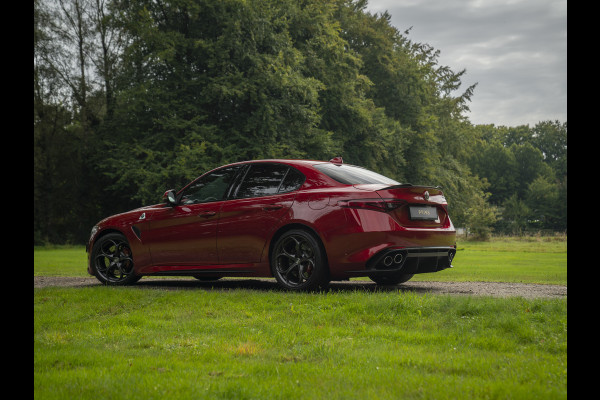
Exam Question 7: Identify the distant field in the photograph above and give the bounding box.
[34,246,88,277]
[34,236,567,285]
[414,236,566,285]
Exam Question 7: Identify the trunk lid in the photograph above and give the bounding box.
[354,184,450,228]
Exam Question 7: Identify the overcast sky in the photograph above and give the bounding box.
[364,0,567,127]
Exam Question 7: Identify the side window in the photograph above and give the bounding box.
[180,166,240,204]
[234,164,289,199]
[278,167,305,193]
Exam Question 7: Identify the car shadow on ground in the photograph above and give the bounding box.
[128,278,434,295]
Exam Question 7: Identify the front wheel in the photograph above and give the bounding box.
[271,229,330,291]
[90,233,141,285]
[369,273,414,286]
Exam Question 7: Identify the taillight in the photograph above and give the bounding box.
[338,199,406,212]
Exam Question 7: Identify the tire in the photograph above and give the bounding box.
[90,233,142,285]
[193,275,222,281]
[271,229,330,291]
[369,273,414,286]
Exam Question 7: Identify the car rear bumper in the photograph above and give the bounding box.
[322,208,456,278]
[345,246,456,276]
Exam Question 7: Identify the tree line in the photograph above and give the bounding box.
[34,0,566,244]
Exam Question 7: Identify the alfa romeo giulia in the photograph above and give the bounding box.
[87,158,456,290]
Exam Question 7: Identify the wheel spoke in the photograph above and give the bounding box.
[294,241,301,257]
[120,259,134,275]
[101,239,118,253]
[106,263,118,277]
[119,255,133,264]
[281,260,299,276]
[97,249,113,260]
[297,263,305,284]
[277,250,296,262]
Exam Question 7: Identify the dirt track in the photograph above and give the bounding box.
[34,276,566,299]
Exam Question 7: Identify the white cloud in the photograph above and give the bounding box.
[364,0,567,126]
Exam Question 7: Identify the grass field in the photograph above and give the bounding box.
[34,236,567,399]
[419,235,567,285]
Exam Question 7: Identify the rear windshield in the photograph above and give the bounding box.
[314,163,400,185]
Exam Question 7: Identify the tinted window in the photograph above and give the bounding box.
[180,166,241,204]
[235,164,289,198]
[278,167,305,193]
[314,163,400,185]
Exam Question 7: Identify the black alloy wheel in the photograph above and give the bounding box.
[91,233,141,285]
[271,229,329,291]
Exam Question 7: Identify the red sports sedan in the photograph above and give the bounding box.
[87,158,456,290]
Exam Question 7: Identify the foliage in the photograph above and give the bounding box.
[463,192,498,240]
[499,194,531,235]
[34,0,566,244]
[466,121,567,234]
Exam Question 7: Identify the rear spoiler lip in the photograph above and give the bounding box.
[379,183,443,190]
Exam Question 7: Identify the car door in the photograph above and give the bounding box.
[143,165,242,267]
[217,163,305,264]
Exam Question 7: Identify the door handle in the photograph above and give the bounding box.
[263,205,284,211]
[198,211,217,218]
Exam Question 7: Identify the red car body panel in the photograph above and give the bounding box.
[87,159,456,280]
[217,192,296,264]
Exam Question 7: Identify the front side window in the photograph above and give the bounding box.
[234,164,291,199]
[179,166,241,204]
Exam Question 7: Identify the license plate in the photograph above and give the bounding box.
[409,206,438,220]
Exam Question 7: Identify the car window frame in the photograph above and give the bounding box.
[176,165,244,205]
[228,163,306,200]
[224,164,250,200]
[277,165,306,194]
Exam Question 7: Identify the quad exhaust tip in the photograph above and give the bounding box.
[383,253,405,267]
[370,248,456,272]
[379,251,407,269]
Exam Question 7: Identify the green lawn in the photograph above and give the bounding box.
[413,236,567,285]
[34,287,566,399]
[34,245,89,277]
[34,237,567,399]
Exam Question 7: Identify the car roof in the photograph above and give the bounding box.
[217,159,341,188]
[224,159,328,167]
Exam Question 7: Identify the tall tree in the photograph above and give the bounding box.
[101,0,340,204]
[532,120,567,178]
[500,194,531,235]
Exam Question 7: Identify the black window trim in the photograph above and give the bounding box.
[227,164,251,200]
[276,167,289,193]
[229,162,306,200]
[176,164,245,205]
[225,165,249,200]
[278,165,306,194]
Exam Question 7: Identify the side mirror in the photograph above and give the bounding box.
[163,189,178,206]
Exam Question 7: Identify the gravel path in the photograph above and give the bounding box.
[34,276,566,298]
